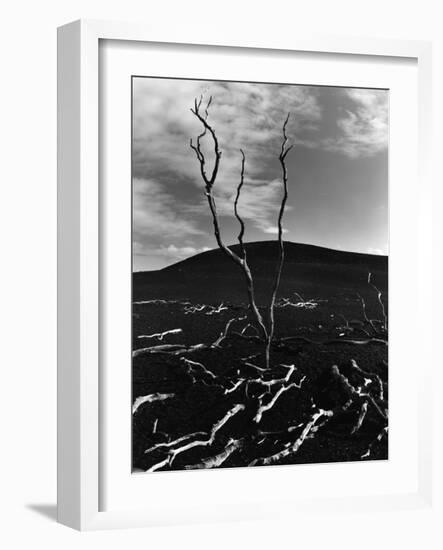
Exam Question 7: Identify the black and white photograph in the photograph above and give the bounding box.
[131,77,389,473]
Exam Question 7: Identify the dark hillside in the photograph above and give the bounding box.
[133,241,388,303]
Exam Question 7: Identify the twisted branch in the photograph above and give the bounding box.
[266,113,292,367]
[190,97,268,341]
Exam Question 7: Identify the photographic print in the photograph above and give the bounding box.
[132,77,388,473]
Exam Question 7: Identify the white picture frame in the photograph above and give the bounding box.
[57,19,433,531]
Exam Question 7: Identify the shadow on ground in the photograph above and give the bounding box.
[26,504,57,522]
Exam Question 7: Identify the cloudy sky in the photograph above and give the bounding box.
[132,77,388,272]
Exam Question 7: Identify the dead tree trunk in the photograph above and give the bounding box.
[190,96,292,368]
[265,114,293,367]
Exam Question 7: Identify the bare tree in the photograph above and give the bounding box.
[190,96,292,368]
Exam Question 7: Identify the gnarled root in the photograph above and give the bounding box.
[184,438,244,469]
[145,404,245,472]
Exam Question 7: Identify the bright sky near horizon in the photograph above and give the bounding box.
[132,77,388,272]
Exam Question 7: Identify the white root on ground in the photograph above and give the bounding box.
[168,404,245,465]
[134,316,248,357]
[250,408,334,466]
[357,293,378,333]
[132,343,203,357]
[279,335,387,346]
[132,393,175,414]
[224,379,246,394]
[254,376,306,423]
[184,304,206,314]
[242,360,267,373]
[349,358,385,401]
[240,323,259,336]
[368,272,388,331]
[205,303,228,315]
[144,432,207,456]
[184,438,244,469]
[250,363,297,390]
[146,404,245,471]
[250,396,355,466]
[331,365,387,421]
[277,297,319,310]
[180,357,217,380]
[147,457,171,473]
[212,316,247,347]
[351,401,369,434]
[184,303,228,315]
[133,299,190,306]
[361,426,388,459]
[137,328,183,341]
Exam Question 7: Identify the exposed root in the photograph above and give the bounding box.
[137,328,183,341]
[147,457,171,473]
[277,297,319,310]
[184,304,206,314]
[250,408,333,466]
[205,303,228,315]
[144,432,207,456]
[184,303,228,315]
[180,357,216,380]
[146,404,245,471]
[184,438,243,469]
[351,401,368,434]
[169,404,245,465]
[133,299,190,306]
[132,343,207,357]
[349,358,385,401]
[240,323,260,336]
[251,363,297,390]
[241,360,267,373]
[254,377,306,423]
[224,379,246,394]
[357,293,377,333]
[331,365,387,421]
[132,393,175,414]
[361,426,388,459]
[133,317,247,359]
[368,273,387,332]
[279,335,387,347]
[213,316,247,347]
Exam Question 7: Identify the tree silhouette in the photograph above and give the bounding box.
[190,96,292,368]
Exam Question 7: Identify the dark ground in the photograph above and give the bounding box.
[132,241,388,472]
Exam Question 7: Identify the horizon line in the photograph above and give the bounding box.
[133,239,388,273]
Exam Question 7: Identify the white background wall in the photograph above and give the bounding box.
[0,1,442,547]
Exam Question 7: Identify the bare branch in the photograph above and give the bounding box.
[180,357,217,380]
[265,113,292,367]
[249,408,334,466]
[190,97,268,341]
[132,393,175,415]
[137,328,183,341]
[184,438,243,470]
[351,401,368,434]
[168,403,245,466]
[254,376,306,423]
[233,149,247,259]
[368,272,388,331]
[361,426,388,459]
[331,365,387,421]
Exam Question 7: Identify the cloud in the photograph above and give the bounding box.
[367,246,386,256]
[133,78,320,235]
[263,226,289,235]
[160,244,212,261]
[133,177,203,255]
[185,177,293,235]
[322,89,388,158]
